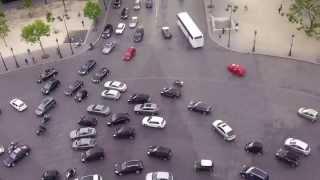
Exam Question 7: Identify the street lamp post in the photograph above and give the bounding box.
[288,34,295,56]
[226,4,238,48]
[252,30,257,52]
[0,52,8,71]
[62,0,67,13]
[56,38,63,58]
[63,15,74,55]
[10,48,20,68]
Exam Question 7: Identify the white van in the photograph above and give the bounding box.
[133,0,141,10]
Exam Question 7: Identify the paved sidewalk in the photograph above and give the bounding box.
[204,0,320,63]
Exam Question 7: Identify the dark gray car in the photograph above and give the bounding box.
[35,97,56,116]
[133,26,144,42]
[87,104,111,116]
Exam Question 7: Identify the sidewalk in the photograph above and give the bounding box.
[204,0,320,63]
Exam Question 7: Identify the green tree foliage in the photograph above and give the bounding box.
[0,15,9,46]
[23,0,33,17]
[287,0,320,39]
[21,20,50,56]
[84,1,102,23]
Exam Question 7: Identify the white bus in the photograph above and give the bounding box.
[176,12,204,48]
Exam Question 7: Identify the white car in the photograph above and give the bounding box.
[9,98,28,112]
[101,89,121,100]
[129,16,138,28]
[75,174,103,180]
[146,172,173,180]
[298,107,318,122]
[104,81,127,92]
[284,137,311,156]
[115,23,126,34]
[212,120,236,141]
[142,116,166,128]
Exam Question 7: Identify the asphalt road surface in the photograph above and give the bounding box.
[0,0,320,179]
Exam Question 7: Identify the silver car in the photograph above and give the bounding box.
[69,127,97,140]
[284,137,311,156]
[104,81,127,92]
[134,103,159,115]
[87,104,111,116]
[101,89,121,100]
[129,16,138,28]
[146,172,173,180]
[75,174,103,180]
[102,41,116,54]
[212,120,236,141]
[298,107,318,122]
[72,138,96,150]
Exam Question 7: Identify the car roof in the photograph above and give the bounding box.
[149,116,163,122]
[218,122,233,133]
[156,172,170,179]
[200,159,213,166]
[286,138,308,150]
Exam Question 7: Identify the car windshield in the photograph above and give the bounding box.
[121,162,127,169]
[9,149,21,159]
[118,24,124,28]
[79,128,90,134]
[13,100,24,107]
[81,175,94,180]
[93,105,104,111]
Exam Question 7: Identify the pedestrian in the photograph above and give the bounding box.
[222,28,225,34]
[81,20,85,28]
[244,4,248,11]
[235,22,239,32]
[24,58,29,65]
[278,4,283,14]
[78,12,81,17]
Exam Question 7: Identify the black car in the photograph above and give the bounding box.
[275,148,300,167]
[91,67,110,83]
[160,87,181,98]
[101,24,113,39]
[74,89,88,102]
[113,126,135,139]
[3,145,31,167]
[128,93,151,104]
[35,97,56,116]
[240,165,269,180]
[133,26,144,42]
[41,170,59,180]
[112,0,121,8]
[145,0,152,8]
[120,8,129,19]
[81,146,105,163]
[114,160,144,176]
[147,145,172,160]
[244,141,263,154]
[187,100,212,114]
[37,68,58,83]
[161,26,172,39]
[107,113,130,126]
[41,79,60,95]
[64,80,84,96]
[78,60,96,75]
[78,116,98,127]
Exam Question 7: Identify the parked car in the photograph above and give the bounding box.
[107,113,130,126]
[120,7,129,19]
[64,80,84,96]
[81,146,105,162]
[102,41,116,55]
[275,148,300,167]
[142,116,166,128]
[41,170,59,180]
[145,0,153,8]
[115,22,126,34]
[37,68,58,83]
[161,26,172,39]
[133,0,141,10]
[147,145,172,160]
[240,165,269,180]
[101,24,113,39]
[78,60,96,75]
[41,79,60,95]
[113,126,135,139]
[91,67,110,83]
[284,137,311,156]
[128,93,151,104]
[133,26,144,42]
[146,172,173,180]
[9,98,28,112]
[3,144,30,167]
[129,16,138,28]
[74,89,88,102]
[104,81,127,92]
[35,97,56,116]
[69,127,96,140]
[227,64,246,77]
[114,160,144,175]
[212,120,236,141]
[78,116,98,127]
[244,141,263,154]
[112,0,121,8]
[87,104,111,116]
[187,100,212,114]
[134,103,159,115]
[123,47,136,61]
[160,87,181,98]
[101,89,121,100]
[72,138,96,150]
[297,107,318,122]
[75,174,103,180]
[194,159,214,172]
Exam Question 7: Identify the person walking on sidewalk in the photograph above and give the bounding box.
[24,58,29,65]
[278,4,283,14]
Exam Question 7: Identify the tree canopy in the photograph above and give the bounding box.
[84,1,102,22]
[0,15,9,46]
[21,20,50,44]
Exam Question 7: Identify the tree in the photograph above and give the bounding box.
[0,16,9,47]
[286,0,320,39]
[21,20,50,57]
[23,0,33,17]
[84,1,102,24]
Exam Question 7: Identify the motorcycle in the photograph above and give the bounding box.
[65,168,76,179]
[41,114,51,124]
[36,124,47,136]
[173,80,184,87]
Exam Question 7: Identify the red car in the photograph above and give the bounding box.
[123,47,136,61]
[227,64,246,77]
